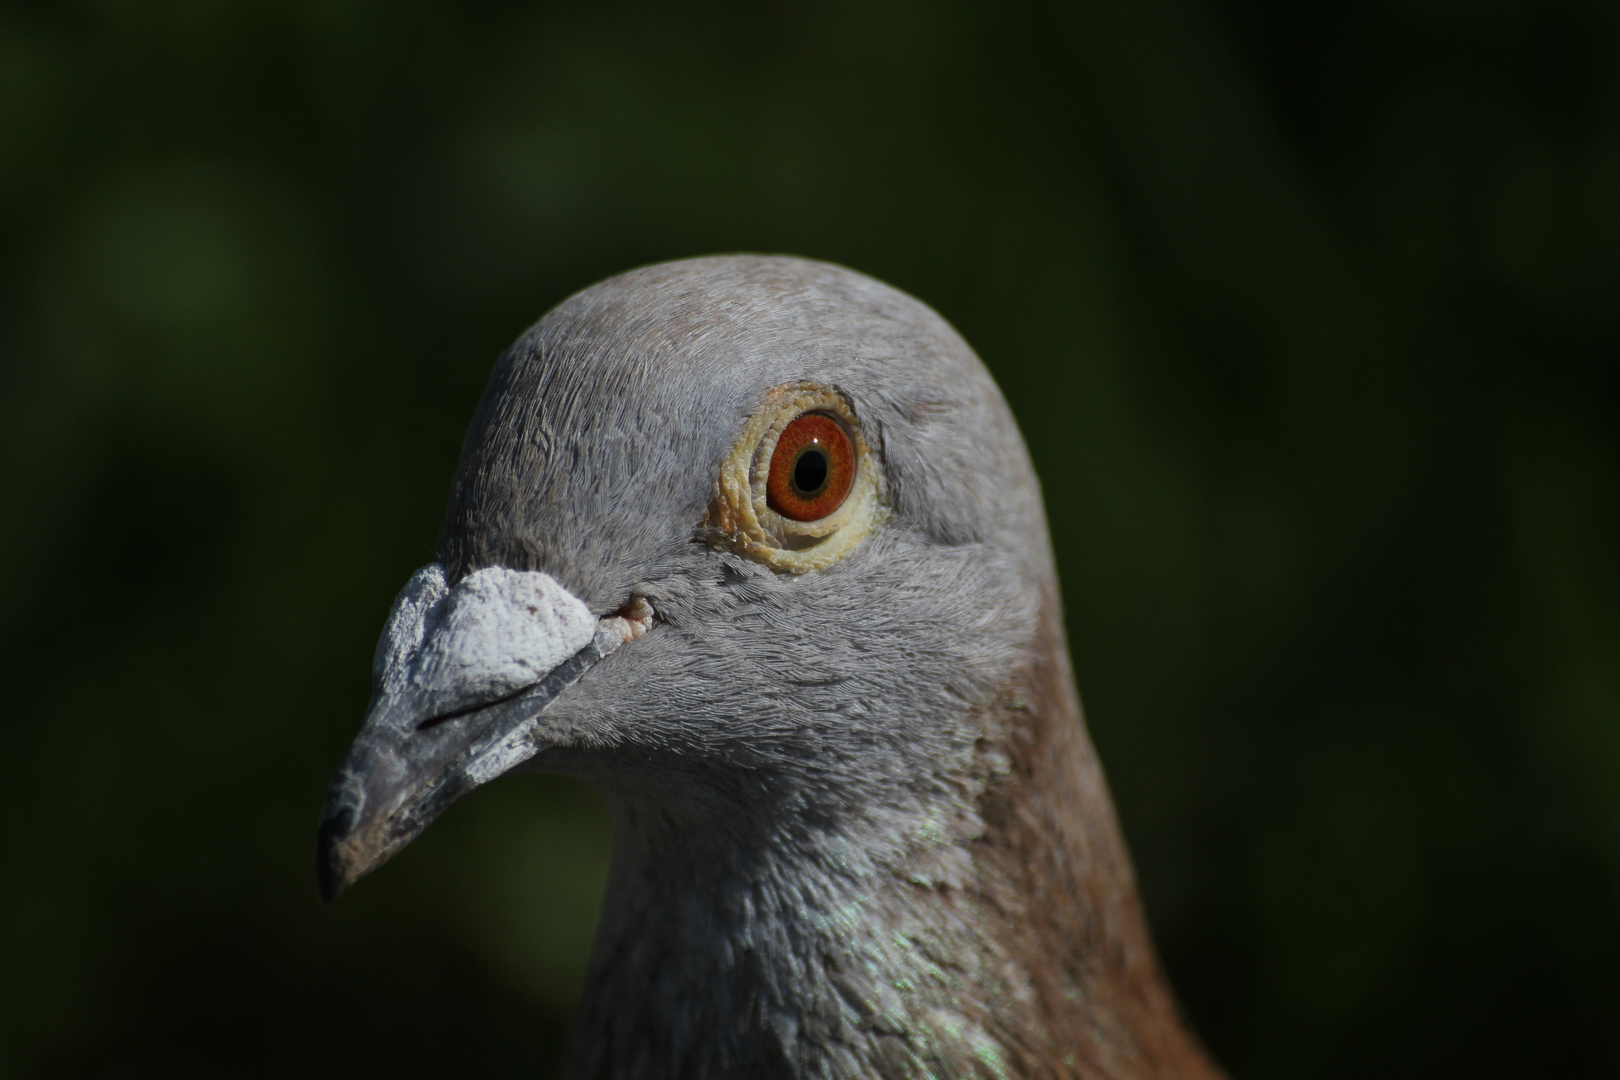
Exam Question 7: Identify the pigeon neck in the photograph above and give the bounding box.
[564,589,1218,1080]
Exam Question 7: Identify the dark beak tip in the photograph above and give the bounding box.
[315,805,358,904]
[316,857,346,904]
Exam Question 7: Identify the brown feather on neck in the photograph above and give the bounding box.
[959,585,1223,1079]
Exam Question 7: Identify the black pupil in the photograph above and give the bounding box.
[792,446,829,496]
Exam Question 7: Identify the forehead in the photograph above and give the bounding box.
[528,257,956,412]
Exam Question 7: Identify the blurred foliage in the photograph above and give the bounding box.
[1,0,1617,1077]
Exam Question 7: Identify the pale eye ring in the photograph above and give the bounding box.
[704,382,888,574]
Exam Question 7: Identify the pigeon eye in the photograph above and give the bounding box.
[766,413,855,521]
[704,381,890,574]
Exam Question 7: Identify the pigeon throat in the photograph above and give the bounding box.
[562,592,1218,1080]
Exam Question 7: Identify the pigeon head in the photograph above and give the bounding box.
[318,256,1218,1079]
[319,256,1046,885]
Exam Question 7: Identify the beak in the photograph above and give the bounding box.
[316,563,648,901]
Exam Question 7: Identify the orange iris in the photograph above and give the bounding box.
[766,412,856,522]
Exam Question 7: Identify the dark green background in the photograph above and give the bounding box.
[3,1,1617,1076]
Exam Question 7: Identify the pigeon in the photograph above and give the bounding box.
[317,255,1221,1080]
